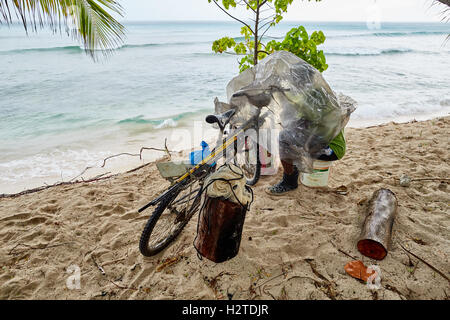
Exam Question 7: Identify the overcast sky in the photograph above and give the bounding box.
[118,0,446,22]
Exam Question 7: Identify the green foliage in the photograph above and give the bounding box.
[0,0,125,59]
[266,26,328,72]
[209,0,327,73]
[208,0,238,10]
[212,37,236,53]
[238,55,254,72]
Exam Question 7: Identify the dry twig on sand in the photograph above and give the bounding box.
[140,138,173,160]
[205,271,235,299]
[91,255,106,275]
[330,240,359,260]
[8,241,72,255]
[108,279,139,291]
[305,259,337,300]
[156,256,181,272]
[399,243,449,283]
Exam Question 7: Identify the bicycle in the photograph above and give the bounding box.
[137,89,280,257]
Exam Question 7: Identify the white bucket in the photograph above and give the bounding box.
[300,160,333,187]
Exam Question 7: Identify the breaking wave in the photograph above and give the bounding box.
[325,48,446,56]
[117,109,211,129]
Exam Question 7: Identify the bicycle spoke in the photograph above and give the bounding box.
[146,180,202,250]
[235,138,258,179]
[171,187,201,206]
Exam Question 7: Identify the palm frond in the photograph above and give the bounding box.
[0,0,125,59]
[432,0,450,43]
[433,0,450,22]
[436,0,450,6]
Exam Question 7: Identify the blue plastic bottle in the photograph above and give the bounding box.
[189,141,214,166]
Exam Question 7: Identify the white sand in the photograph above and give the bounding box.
[0,116,448,300]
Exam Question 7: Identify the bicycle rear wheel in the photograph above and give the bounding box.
[139,179,202,257]
[234,134,261,186]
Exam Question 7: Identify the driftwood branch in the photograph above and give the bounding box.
[70,139,173,182]
[1,140,173,199]
[70,141,173,182]
[140,138,173,160]
[100,153,140,167]
[0,163,155,199]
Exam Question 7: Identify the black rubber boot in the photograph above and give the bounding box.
[266,166,299,196]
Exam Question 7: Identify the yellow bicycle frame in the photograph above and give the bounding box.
[175,126,245,183]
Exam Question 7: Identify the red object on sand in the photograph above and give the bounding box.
[344,260,376,282]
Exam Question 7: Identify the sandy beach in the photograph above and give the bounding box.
[0,116,448,300]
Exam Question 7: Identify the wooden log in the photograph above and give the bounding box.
[194,196,247,263]
[357,188,398,260]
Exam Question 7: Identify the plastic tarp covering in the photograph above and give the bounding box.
[215,50,357,172]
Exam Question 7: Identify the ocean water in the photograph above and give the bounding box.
[1,21,449,193]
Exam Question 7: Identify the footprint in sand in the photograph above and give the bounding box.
[101,204,126,217]
[93,203,113,211]
[120,210,141,220]
[270,214,289,228]
[0,212,30,222]
[40,205,60,214]
[86,189,104,201]
[14,216,47,227]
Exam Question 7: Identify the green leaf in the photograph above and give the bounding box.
[240,26,252,41]
[0,0,125,60]
[212,36,236,53]
[234,42,248,54]
[208,0,326,72]
[238,54,254,73]
[269,26,328,72]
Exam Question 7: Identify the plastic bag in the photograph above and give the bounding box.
[203,164,252,206]
[216,50,357,172]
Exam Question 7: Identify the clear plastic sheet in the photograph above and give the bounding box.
[215,50,357,172]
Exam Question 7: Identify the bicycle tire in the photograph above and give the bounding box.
[234,134,261,186]
[244,143,261,186]
[139,182,202,257]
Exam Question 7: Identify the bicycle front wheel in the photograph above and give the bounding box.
[139,179,202,257]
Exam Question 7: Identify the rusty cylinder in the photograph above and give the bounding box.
[194,196,247,263]
[357,188,398,260]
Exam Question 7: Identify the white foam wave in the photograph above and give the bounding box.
[0,149,111,186]
[154,118,178,129]
[351,99,450,121]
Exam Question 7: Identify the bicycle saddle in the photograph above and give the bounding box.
[231,86,291,108]
[232,91,272,108]
[205,109,236,131]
